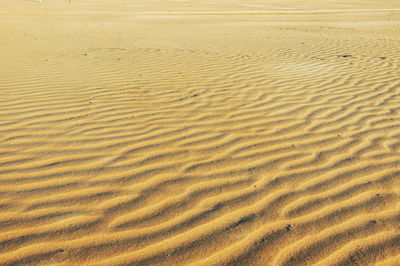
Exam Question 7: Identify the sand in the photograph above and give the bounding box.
[0,0,399,265]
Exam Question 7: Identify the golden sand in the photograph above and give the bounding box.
[0,0,399,265]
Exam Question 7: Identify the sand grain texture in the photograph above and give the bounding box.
[0,0,400,265]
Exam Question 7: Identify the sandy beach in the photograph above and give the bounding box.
[0,0,399,265]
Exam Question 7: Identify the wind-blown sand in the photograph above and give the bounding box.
[0,0,399,265]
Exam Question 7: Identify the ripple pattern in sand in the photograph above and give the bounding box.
[1,11,400,266]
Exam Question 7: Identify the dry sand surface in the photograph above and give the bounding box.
[1,0,400,265]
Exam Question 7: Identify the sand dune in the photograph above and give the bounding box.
[0,0,399,265]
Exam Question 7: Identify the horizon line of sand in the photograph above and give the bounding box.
[138,8,400,15]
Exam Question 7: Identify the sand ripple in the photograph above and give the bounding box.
[0,0,399,265]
